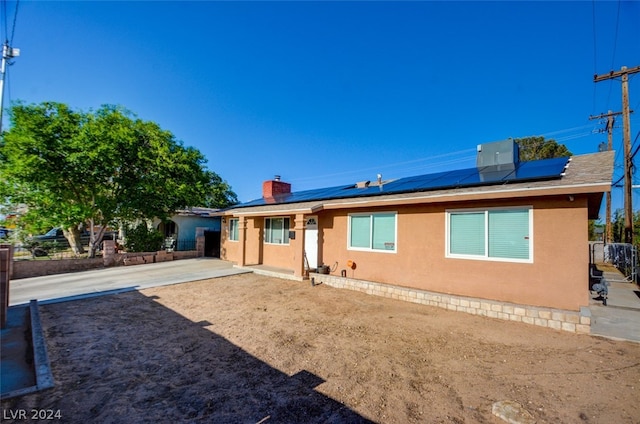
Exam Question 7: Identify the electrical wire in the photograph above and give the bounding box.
[9,0,18,45]
[605,0,622,111]
[296,121,615,186]
[555,132,596,143]
[539,124,595,138]
[609,0,621,73]
[290,148,477,183]
[629,130,640,160]
[592,0,598,113]
[0,0,19,44]
[613,137,624,168]
[2,0,7,43]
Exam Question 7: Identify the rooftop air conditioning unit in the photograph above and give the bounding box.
[476,139,519,182]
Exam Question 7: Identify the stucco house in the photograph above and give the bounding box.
[221,141,614,333]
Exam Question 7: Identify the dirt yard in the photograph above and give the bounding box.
[1,273,639,423]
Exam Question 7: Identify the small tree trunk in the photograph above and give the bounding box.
[63,227,85,255]
[88,225,106,259]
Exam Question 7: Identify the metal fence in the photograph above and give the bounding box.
[174,239,196,252]
[11,237,198,261]
[590,242,639,283]
[12,243,93,260]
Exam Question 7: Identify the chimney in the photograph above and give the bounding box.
[263,175,291,198]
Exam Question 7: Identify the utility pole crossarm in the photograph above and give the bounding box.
[593,65,640,244]
[589,110,621,243]
[594,65,640,82]
[589,110,629,121]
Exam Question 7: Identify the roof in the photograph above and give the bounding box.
[173,207,221,217]
[226,151,614,218]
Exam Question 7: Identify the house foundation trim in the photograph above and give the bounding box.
[309,272,592,335]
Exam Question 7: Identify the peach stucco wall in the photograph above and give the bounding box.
[318,197,589,311]
[222,216,297,269]
[221,195,591,311]
[220,220,239,263]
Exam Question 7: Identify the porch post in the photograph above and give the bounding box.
[292,213,307,278]
[238,216,247,267]
[195,227,206,257]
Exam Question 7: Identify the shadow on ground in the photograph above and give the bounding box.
[0,290,374,424]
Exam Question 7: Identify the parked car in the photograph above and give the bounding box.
[0,227,12,239]
[31,228,91,247]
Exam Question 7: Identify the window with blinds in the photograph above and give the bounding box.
[447,208,531,262]
[348,212,397,252]
[229,218,239,241]
[265,217,290,245]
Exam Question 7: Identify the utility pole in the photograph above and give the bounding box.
[0,40,20,133]
[594,65,640,245]
[590,110,624,243]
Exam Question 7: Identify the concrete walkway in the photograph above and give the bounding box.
[589,269,640,343]
[9,258,249,306]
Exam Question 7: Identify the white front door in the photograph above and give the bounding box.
[304,216,318,269]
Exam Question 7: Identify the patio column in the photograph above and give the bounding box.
[195,227,206,257]
[292,213,307,278]
[238,216,247,267]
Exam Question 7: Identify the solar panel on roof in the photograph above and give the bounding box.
[234,156,571,208]
[510,156,569,180]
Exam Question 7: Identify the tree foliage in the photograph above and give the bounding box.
[513,136,572,161]
[0,102,237,256]
[611,209,640,246]
[123,222,164,253]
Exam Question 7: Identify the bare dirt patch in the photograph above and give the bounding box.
[2,273,639,423]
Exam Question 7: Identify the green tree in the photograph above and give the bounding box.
[123,222,164,253]
[611,208,640,246]
[0,102,237,256]
[513,136,572,161]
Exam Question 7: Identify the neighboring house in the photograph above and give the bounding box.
[220,140,614,332]
[153,207,222,256]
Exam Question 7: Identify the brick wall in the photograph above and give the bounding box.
[262,179,291,198]
[12,258,104,279]
[11,248,199,280]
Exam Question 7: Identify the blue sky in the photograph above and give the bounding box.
[3,1,639,211]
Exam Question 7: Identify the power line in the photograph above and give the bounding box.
[2,0,7,42]
[290,148,477,185]
[9,0,18,45]
[604,0,623,111]
[609,0,621,72]
[539,123,595,138]
[555,132,595,143]
[592,0,598,113]
[629,130,640,160]
[594,65,640,244]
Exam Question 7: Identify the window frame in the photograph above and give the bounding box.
[264,216,291,245]
[445,206,533,263]
[347,211,397,253]
[228,218,239,242]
